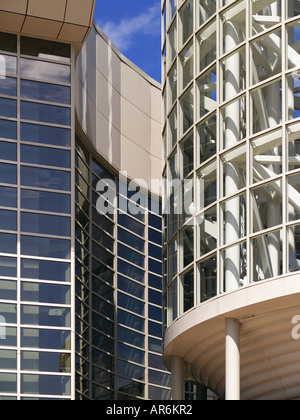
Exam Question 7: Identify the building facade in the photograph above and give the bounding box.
[162,0,300,400]
[0,0,170,400]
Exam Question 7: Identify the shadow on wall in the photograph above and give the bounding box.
[75,25,122,170]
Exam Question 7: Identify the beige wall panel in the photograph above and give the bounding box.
[27,0,67,21]
[151,119,163,161]
[96,70,121,130]
[59,23,87,43]
[96,35,121,95]
[95,112,121,171]
[0,11,25,32]
[0,0,27,14]
[65,0,94,26]
[121,62,151,117]
[22,16,62,38]
[151,85,161,124]
[120,136,151,185]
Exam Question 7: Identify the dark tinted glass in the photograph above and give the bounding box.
[21,374,71,396]
[118,227,145,252]
[118,244,145,268]
[21,123,71,147]
[21,37,71,62]
[118,292,145,316]
[21,80,71,104]
[21,189,71,214]
[0,32,17,53]
[117,343,145,365]
[0,280,17,301]
[21,101,71,126]
[118,259,145,283]
[118,275,145,300]
[118,309,145,332]
[117,326,145,349]
[118,212,145,237]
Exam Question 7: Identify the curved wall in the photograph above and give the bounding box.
[75,24,162,196]
[162,0,300,400]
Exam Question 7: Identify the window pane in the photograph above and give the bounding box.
[21,189,71,214]
[0,163,16,185]
[21,123,71,147]
[21,259,71,282]
[118,275,145,300]
[20,58,71,84]
[21,305,71,328]
[21,213,71,237]
[118,292,144,316]
[21,166,71,191]
[21,80,71,105]
[21,282,70,305]
[21,145,71,168]
[21,328,71,350]
[21,101,71,126]
[21,374,71,396]
[118,227,144,252]
[0,280,17,301]
[0,350,16,370]
[0,303,17,324]
[21,236,71,259]
[118,259,145,284]
[0,77,17,97]
[118,309,144,332]
[0,119,17,140]
[0,98,16,118]
[0,233,17,254]
[0,373,17,394]
[0,257,17,277]
[118,325,145,349]
[0,210,17,231]
[0,141,17,162]
[21,37,71,62]
[21,351,71,373]
[118,342,145,365]
[199,254,217,303]
[0,55,16,77]
[118,244,144,269]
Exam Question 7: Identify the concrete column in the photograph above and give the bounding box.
[224,20,241,292]
[225,318,240,401]
[171,355,185,400]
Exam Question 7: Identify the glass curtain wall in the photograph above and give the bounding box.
[75,136,170,400]
[162,0,300,326]
[0,33,73,399]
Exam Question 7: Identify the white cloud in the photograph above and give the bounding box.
[99,3,161,52]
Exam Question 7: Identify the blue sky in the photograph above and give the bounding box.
[94,0,162,83]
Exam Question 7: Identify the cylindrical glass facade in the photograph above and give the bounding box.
[162,0,300,326]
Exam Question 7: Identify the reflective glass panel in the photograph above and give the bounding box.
[20,58,71,84]
[21,80,71,105]
[21,101,71,126]
[21,145,71,168]
[21,166,71,191]
[21,259,71,282]
[21,123,71,147]
[21,189,71,214]
[21,236,71,259]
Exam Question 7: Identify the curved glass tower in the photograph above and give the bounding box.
[162,0,300,400]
